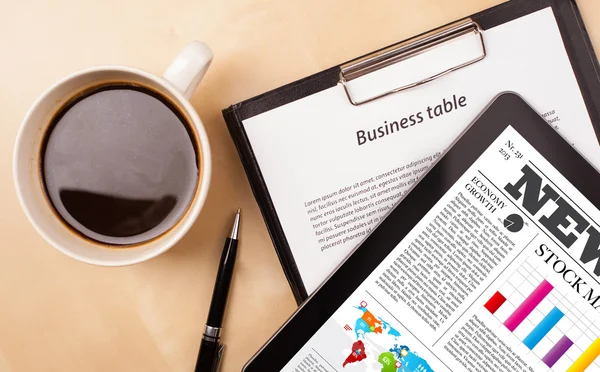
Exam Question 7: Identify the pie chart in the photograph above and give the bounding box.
[503,214,524,233]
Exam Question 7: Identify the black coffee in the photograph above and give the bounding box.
[42,84,199,245]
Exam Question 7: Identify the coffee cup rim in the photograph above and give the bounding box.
[14,64,212,266]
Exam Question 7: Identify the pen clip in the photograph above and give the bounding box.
[213,344,225,372]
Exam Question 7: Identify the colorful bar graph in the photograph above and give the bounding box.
[504,279,553,331]
[568,338,600,371]
[542,335,573,368]
[523,307,564,349]
[484,291,506,314]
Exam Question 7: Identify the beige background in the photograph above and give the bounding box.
[1,0,599,371]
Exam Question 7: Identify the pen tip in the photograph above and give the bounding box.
[230,208,241,239]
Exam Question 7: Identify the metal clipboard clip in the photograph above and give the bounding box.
[339,19,486,106]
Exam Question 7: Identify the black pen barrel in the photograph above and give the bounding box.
[195,338,219,372]
[206,238,238,327]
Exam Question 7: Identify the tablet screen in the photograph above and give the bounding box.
[245,94,600,371]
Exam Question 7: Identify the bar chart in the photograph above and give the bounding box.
[483,261,600,371]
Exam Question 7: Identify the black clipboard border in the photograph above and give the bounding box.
[223,0,600,304]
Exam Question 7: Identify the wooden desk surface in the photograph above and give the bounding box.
[1,0,599,371]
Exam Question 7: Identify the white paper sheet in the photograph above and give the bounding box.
[243,7,600,294]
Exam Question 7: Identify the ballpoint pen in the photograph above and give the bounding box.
[194,209,240,372]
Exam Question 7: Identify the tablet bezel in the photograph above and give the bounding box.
[243,92,600,371]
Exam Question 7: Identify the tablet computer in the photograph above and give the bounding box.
[243,93,600,372]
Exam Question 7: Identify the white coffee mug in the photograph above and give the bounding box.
[13,41,213,266]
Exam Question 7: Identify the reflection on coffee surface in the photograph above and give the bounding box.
[42,84,199,245]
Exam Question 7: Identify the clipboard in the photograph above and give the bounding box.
[223,0,600,304]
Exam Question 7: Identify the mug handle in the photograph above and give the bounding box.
[162,41,213,99]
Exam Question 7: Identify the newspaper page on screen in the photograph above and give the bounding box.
[282,125,600,372]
